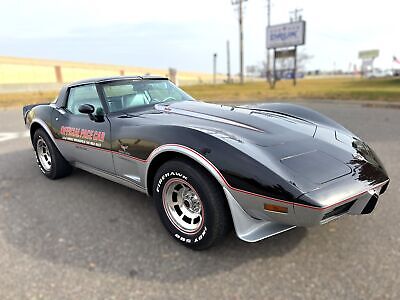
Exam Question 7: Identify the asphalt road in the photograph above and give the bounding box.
[0,101,399,300]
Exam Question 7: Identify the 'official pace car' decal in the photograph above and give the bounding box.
[60,126,105,147]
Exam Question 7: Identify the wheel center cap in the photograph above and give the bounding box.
[183,192,201,214]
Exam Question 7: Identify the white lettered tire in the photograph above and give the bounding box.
[33,128,72,179]
[153,159,232,250]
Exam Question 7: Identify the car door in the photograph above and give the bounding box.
[53,83,115,173]
[99,80,153,189]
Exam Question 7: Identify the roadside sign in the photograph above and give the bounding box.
[358,50,380,77]
[275,49,296,59]
[358,50,379,59]
[267,21,306,49]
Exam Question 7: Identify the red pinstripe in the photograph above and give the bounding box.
[55,138,388,211]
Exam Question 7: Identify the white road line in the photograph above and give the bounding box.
[0,131,30,143]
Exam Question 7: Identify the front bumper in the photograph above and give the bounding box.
[293,179,389,226]
[225,179,389,242]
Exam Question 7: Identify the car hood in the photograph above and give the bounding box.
[151,101,317,147]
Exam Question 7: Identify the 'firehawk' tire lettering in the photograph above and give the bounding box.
[156,171,188,193]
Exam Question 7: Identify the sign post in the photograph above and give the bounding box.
[272,49,276,88]
[266,21,306,88]
[358,49,379,77]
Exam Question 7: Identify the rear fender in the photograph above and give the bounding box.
[29,119,58,146]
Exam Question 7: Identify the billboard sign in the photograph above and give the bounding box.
[267,21,306,49]
[358,50,379,59]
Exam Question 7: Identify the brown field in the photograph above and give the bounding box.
[184,77,400,103]
[0,91,58,108]
[1,77,399,109]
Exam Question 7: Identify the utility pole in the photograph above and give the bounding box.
[226,40,231,83]
[232,0,247,84]
[213,53,218,85]
[266,0,271,85]
[239,0,244,84]
[290,8,303,22]
[289,8,303,86]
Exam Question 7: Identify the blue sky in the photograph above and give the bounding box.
[1,0,399,74]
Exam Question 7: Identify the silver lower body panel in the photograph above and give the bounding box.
[74,162,146,193]
[223,188,295,242]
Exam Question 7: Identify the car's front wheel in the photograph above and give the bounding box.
[33,128,72,179]
[153,159,232,250]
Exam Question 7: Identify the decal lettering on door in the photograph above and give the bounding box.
[60,126,105,147]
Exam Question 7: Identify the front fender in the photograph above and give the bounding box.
[246,102,352,134]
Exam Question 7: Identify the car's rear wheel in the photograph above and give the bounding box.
[33,128,72,179]
[153,159,232,250]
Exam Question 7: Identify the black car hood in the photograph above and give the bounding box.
[151,101,317,147]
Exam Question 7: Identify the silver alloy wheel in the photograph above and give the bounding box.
[37,137,52,171]
[162,178,204,234]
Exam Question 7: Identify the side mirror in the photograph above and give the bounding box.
[78,104,105,122]
[78,104,95,115]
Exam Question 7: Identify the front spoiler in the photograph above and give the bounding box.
[223,188,295,242]
[224,179,389,243]
[294,179,389,226]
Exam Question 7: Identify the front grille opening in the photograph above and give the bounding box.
[361,195,378,214]
[380,182,389,195]
[322,200,356,220]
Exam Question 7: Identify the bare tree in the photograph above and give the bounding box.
[257,49,313,79]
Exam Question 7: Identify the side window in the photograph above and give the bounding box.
[66,84,103,115]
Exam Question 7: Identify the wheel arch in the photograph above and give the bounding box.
[145,146,227,197]
[30,122,43,143]
[30,119,59,150]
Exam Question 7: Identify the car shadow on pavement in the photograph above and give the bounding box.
[1,149,307,283]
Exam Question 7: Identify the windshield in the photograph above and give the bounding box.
[100,80,194,113]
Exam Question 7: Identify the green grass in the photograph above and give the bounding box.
[183,77,400,103]
[0,77,399,109]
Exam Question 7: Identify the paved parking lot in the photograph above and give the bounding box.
[0,101,399,299]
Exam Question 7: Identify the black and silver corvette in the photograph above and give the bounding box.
[23,76,390,250]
